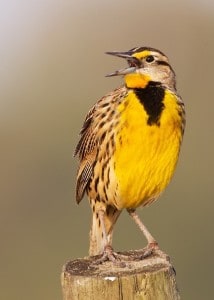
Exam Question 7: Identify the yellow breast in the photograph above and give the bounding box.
[114,89,183,209]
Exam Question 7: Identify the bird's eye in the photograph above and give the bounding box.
[146,55,155,63]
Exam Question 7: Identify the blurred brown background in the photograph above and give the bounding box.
[1,0,214,299]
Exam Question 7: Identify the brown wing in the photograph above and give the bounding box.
[74,86,126,204]
[74,105,98,203]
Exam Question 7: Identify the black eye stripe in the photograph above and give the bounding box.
[157,60,175,73]
[157,60,170,67]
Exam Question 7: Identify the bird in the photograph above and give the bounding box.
[74,46,185,262]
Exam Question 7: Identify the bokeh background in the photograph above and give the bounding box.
[1,0,214,299]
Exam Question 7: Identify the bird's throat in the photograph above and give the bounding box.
[124,73,151,89]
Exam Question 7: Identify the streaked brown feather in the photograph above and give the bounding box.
[74,105,98,203]
[76,157,95,203]
[74,87,126,204]
[74,105,96,158]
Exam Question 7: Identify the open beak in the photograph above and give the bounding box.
[105,51,137,77]
[106,51,133,59]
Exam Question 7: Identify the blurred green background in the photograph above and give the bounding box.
[1,0,214,299]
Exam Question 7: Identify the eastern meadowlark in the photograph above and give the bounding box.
[75,47,185,261]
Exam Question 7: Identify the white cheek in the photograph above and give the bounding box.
[137,68,150,75]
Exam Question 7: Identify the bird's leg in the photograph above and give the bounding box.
[93,209,126,266]
[97,209,116,262]
[127,208,159,257]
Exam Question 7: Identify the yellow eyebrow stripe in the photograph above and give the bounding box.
[132,50,151,60]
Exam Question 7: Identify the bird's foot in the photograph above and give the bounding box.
[136,242,169,261]
[126,242,159,261]
[141,241,159,258]
[93,245,126,267]
[92,242,168,266]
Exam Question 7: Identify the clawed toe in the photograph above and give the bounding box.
[141,242,159,257]
[138,243,170,261]
[127,242,159,260]
[91,242,165,266]
[92,245,126,267]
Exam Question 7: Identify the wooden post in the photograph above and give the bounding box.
[61,249,180,300]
